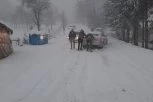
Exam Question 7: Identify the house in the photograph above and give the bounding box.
[0,22,13,59]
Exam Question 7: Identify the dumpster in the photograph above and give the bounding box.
[29,34,48,45]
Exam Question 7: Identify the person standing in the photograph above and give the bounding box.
[78,29,86,50]
[86,33,94,52]
[69,29,76,49]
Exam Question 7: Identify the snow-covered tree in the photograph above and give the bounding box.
[103,0,153,48]
[23,0,50,31]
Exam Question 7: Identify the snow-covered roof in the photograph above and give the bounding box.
[0,22,13,34]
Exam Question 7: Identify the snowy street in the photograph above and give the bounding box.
[0,34,153,102]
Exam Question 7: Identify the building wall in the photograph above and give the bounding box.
[0,31,13,59]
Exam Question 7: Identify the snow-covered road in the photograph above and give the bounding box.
[0,34,153,102]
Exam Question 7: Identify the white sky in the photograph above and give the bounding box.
[4,0,105,23]
[7,0,76,23]
[51,0,77,22]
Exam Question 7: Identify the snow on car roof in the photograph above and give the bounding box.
[89,31,101,35]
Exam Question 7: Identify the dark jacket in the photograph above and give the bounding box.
[78,30,86,40]
[69,30,76,39]
[86,33,94,42]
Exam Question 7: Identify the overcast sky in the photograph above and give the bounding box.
[51,0,77,22]
[1,0,105,23]
[5,0,76,22]
[7,0,76,12]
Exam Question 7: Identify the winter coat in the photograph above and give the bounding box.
[69,30,76,39]
[86,33,94,42]
[78,30,86,40]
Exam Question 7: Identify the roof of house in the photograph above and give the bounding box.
[0,22,13,34]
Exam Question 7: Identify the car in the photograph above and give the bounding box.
[94,28,108,45]
[84,31,108,48]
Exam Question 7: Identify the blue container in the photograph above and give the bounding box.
[29,34,48,45]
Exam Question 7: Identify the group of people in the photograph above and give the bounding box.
[69,29,94,51]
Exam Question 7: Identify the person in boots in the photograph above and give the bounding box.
[78,29,86,51]
[69,29,76,49]
[86,33,94,52]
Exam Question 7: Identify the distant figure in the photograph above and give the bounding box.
[69,29,76,49]
[86,33,94,52]
[78,29,86,50]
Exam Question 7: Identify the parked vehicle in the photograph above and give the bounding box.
[83,31,108,48]
[94,28,108,46]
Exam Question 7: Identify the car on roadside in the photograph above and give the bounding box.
[94,28,108,46]
[83,31,108,48]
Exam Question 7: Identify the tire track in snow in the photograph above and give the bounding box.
[60,52,88,102]
[16,37,73,102]
[43,52,80,102]
[0,36,73,102]
[94,39,153,102]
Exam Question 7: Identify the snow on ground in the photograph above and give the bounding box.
[0,31,153,102]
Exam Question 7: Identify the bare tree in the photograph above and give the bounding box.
[23,0,50,31]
